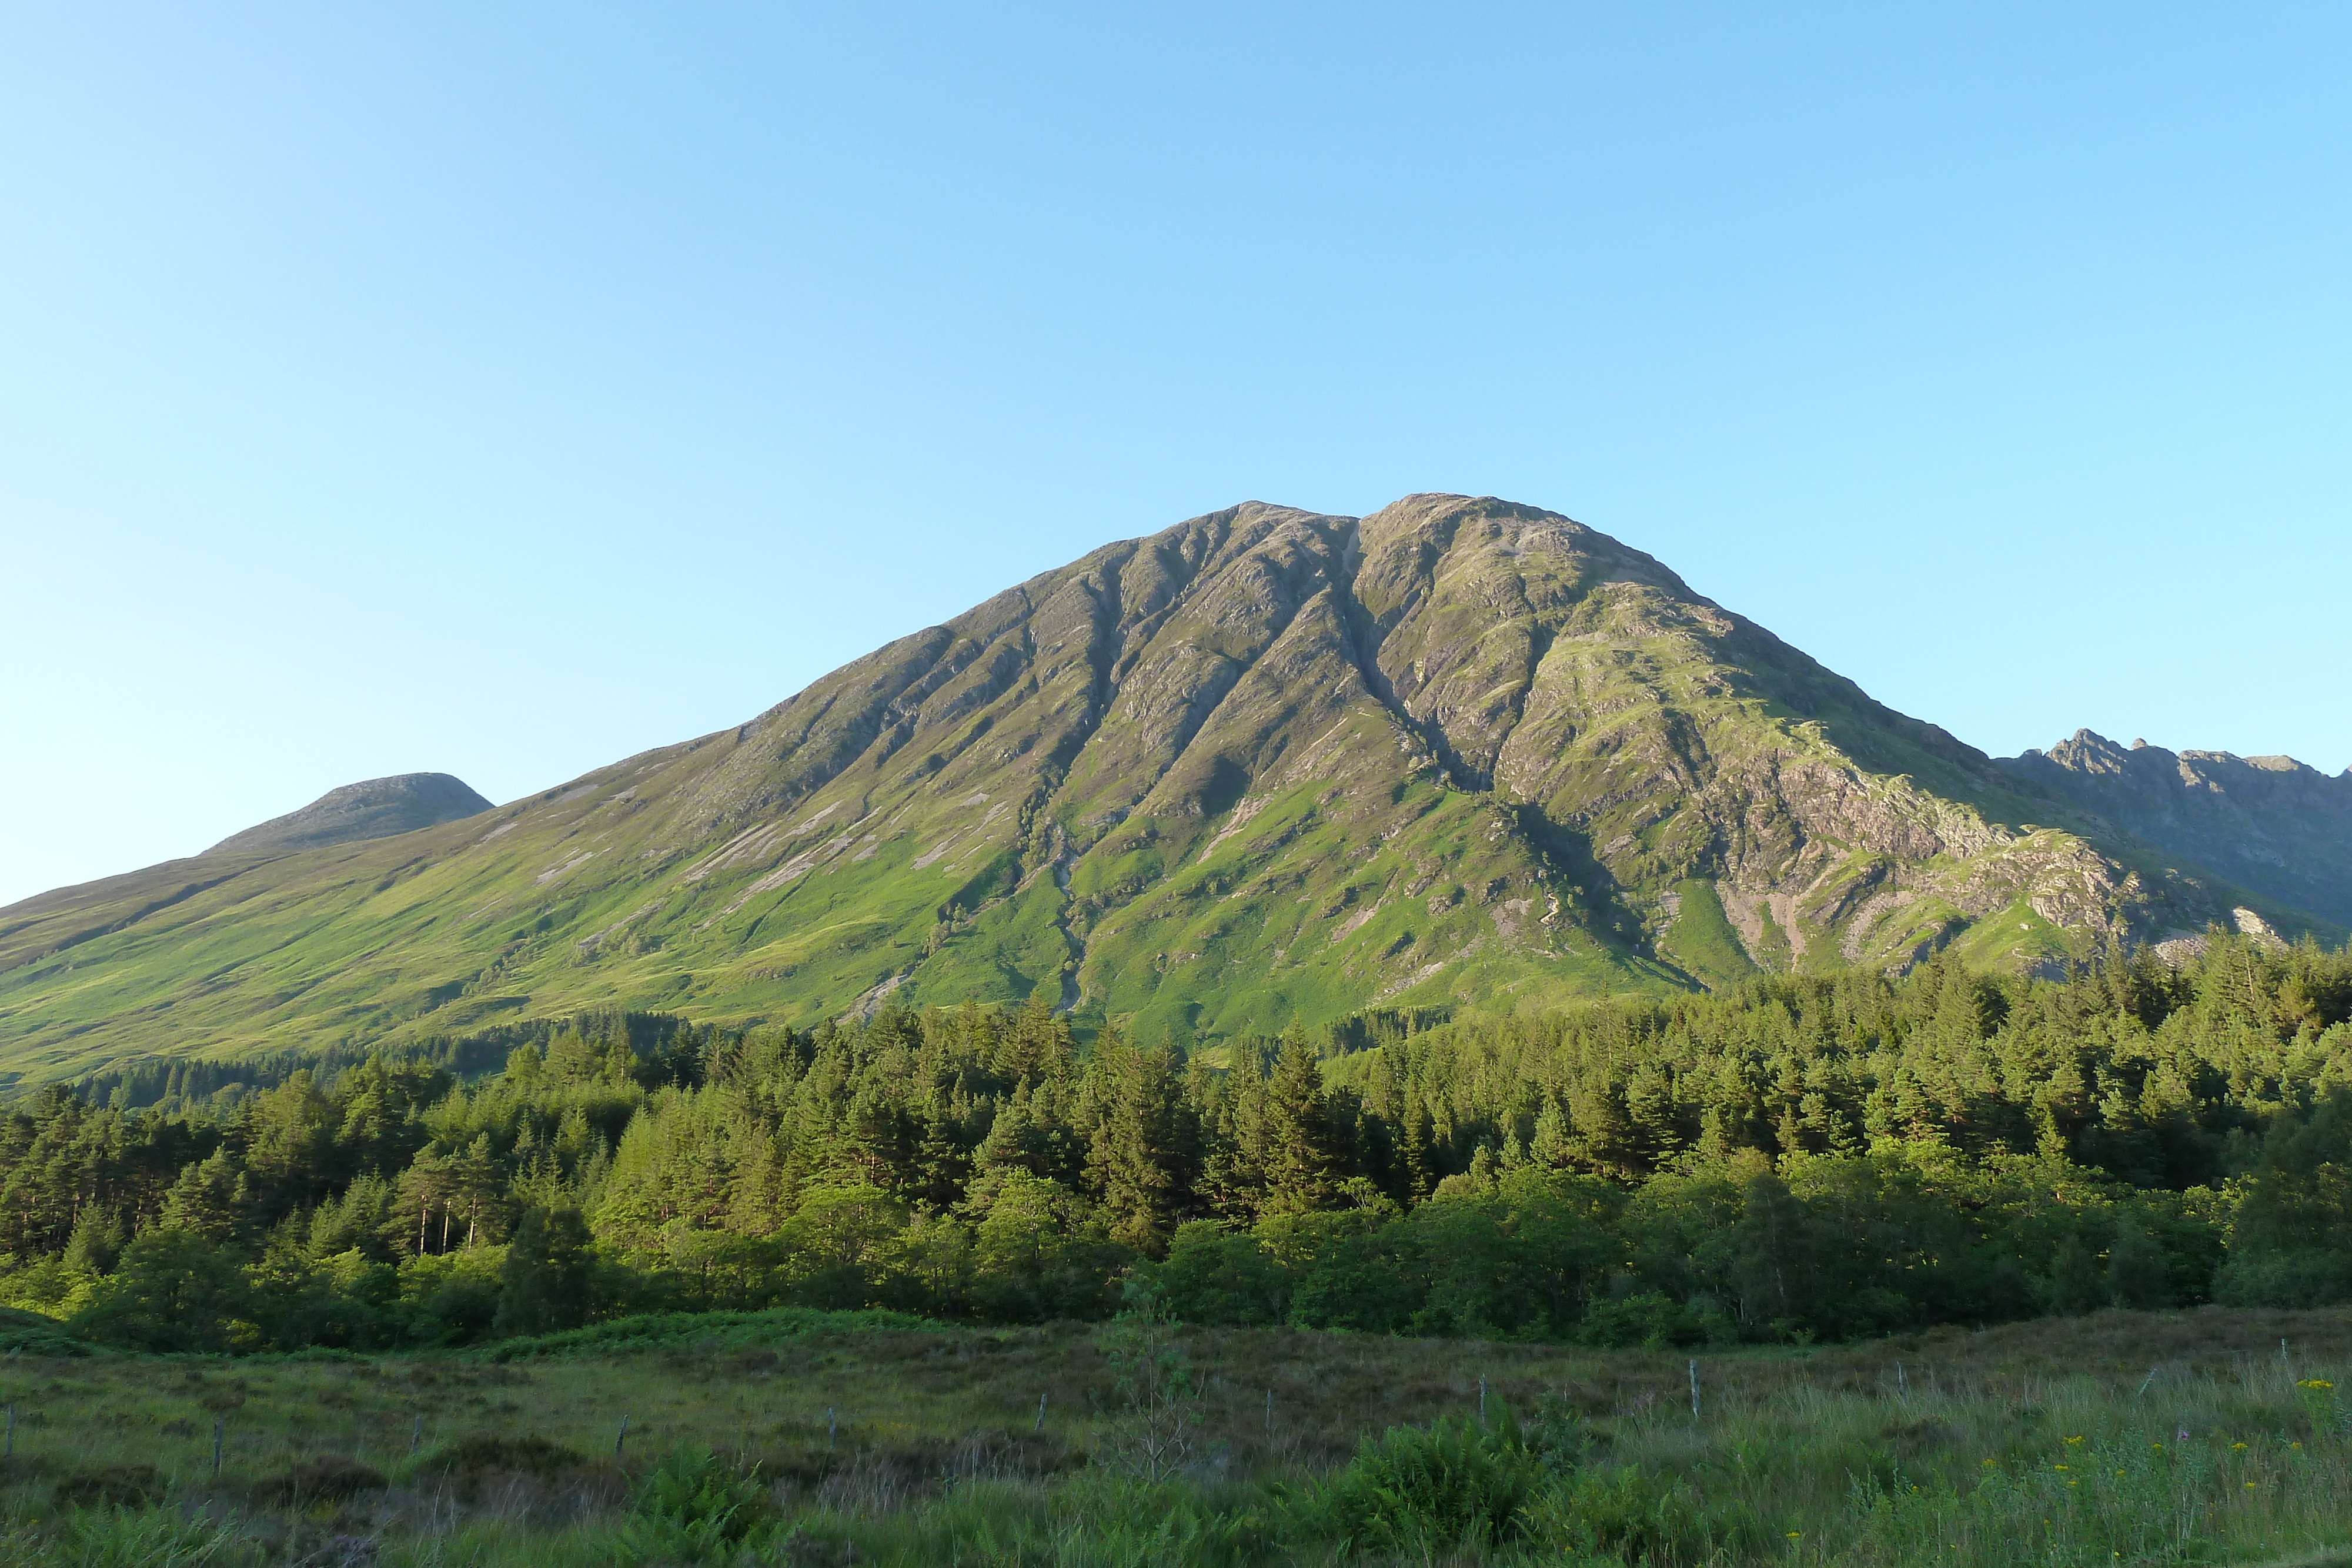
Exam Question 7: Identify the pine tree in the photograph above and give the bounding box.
[1529,1099,1570,1171]
[62,1205,122,1275]
[158,1149,249,1243]
[1259,1027,1339,1217]
[1088,1032,1192,1254]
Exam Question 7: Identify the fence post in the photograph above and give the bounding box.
[212,1420,223,1478]
[1033,1393,1047,1432]
[1478,1376,1487,1427]
[827,1407,837,1451]
[1688,1359,1700,1422]
[410,1415,422,1456]
[615,1415,629,1460]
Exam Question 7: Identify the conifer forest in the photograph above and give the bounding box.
[8,934,2348,1357]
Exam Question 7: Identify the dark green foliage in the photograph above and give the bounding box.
[495,1206,596,1336]
[481,1305,927,1359]
[252,1455,387,1506]
[1157,1222,1285,1325]
[70,1229,250,1352]
[626,1444,777,1560]
[54,1462,165,1510]
[1295,1405,1546,1551]
[2213,1089,2352,1307]
[0,935,2346,1351]
[0,1305,91,1356]
[1521,1466,1732,1563]
[420,1433,590,1502]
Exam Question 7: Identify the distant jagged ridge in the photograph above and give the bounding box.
[1997,731,2352,929]
[207,773,495,857]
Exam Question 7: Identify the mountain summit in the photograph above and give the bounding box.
[207,773,495,857]
[0,496,2306,1082]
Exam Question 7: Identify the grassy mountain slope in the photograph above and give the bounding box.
[0,496,2296,1085]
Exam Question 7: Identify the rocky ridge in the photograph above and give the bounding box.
[1997,730,2352,929]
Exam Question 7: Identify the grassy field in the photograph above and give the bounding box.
[0,1306,2344,1564]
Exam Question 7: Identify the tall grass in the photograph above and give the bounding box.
[0,1307,2341,1564]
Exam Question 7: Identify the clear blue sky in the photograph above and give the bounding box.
[4,4,2347,908]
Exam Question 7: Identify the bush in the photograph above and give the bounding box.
[1153,1222,1283,1326]
[1293,1406,1546,1552]
[1576,1288,1694,1349]
[420,1432,584,1479]
[1519,1466,1723,1564]
[495,1206,597,1337]
[0,1307,91,1358]
[416,1433,589,1503]
[67,1231,249,1353]
[479,1304,927,1360]
[624,1443,776,1560]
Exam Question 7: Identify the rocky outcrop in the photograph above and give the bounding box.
[1997,730,2352,927]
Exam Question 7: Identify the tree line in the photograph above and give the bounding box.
[1,932,2348,1352]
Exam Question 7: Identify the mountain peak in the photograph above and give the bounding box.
[207,773,495,857]
[1996,731,2352,927]
[0,496,2323,1081]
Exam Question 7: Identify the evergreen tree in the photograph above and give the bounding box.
[1259,1027,1339,1217]
[495,1206,596,1336]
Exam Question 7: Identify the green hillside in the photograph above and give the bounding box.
[0,494,2311,1085]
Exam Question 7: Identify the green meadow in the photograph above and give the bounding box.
[0,1303,2346,1566]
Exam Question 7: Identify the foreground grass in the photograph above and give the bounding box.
[0,1306,2342,1563]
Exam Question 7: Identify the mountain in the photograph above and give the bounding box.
[0,495,2306,1086]
[1996,730,2352,929]
[207,773,495,857]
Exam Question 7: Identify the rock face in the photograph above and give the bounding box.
[1997,730,2352,928]
[0,496,2298,1081]
[207,774,496,857]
